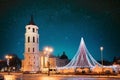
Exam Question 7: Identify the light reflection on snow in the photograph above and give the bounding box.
[22,75,120,80]
[37,77,120,80]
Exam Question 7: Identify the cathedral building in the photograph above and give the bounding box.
[22,16,69,73]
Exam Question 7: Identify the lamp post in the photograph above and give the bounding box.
[5,55,12,75]
[44,46,53,76]
[100,46,104,73]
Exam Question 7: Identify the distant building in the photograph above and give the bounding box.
[56,52,69,67]
[113,56,120,65]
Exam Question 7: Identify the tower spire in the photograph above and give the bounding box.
[28,15,35,25]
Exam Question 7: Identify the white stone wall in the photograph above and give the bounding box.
[23,24,40,72]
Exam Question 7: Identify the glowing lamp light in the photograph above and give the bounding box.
[49,48,53,53]
[5,55,13,75]
[100,46,104,51]
[44,47,49,51]
[5,55,12,59]
[44,46,53,53]
[43,46,53,76]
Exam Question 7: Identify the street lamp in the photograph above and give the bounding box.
[44,46,53,76]
[5,55,12,75]
[100,46,104,72]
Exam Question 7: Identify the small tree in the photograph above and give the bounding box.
[10,54,21,71]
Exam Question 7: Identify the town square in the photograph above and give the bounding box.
[0,0,120,80]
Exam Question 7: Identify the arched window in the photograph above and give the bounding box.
[33,28,35,32]
[28,27,30,29]
[28,48,30,52]
[36,29,38,33]
[33,37,35,43]
[37,38,38,43]
[28,36,30,43]
[33,48,34,52]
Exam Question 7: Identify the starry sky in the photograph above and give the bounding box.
[0,0,120,61]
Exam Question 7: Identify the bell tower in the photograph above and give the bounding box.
[23,16,40,72]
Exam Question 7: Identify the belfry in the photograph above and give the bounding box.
[22,16,40,72]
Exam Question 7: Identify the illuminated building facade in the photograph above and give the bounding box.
[22,16,69,72]
[22,16,60,72]
[22,16,40,72]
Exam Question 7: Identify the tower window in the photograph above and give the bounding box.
[28,36,30,43]
[36,29,38,32]
[28,48,30,52]
[33,48,34,52]
[28,27,30,29]
[33,37,35,43]
[33,28,35,32]
[37,38,38,43]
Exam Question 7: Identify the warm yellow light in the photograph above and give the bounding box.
[5,55,9,59]
[4,75,16,80]
[39,76,60,80]
[49,48,53,53]
[5,55,12,59]
[44,46,53,53]
[44,47,49,51]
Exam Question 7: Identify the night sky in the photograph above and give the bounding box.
[0,0,120,61]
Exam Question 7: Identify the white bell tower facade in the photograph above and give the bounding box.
[23,16,40,72]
